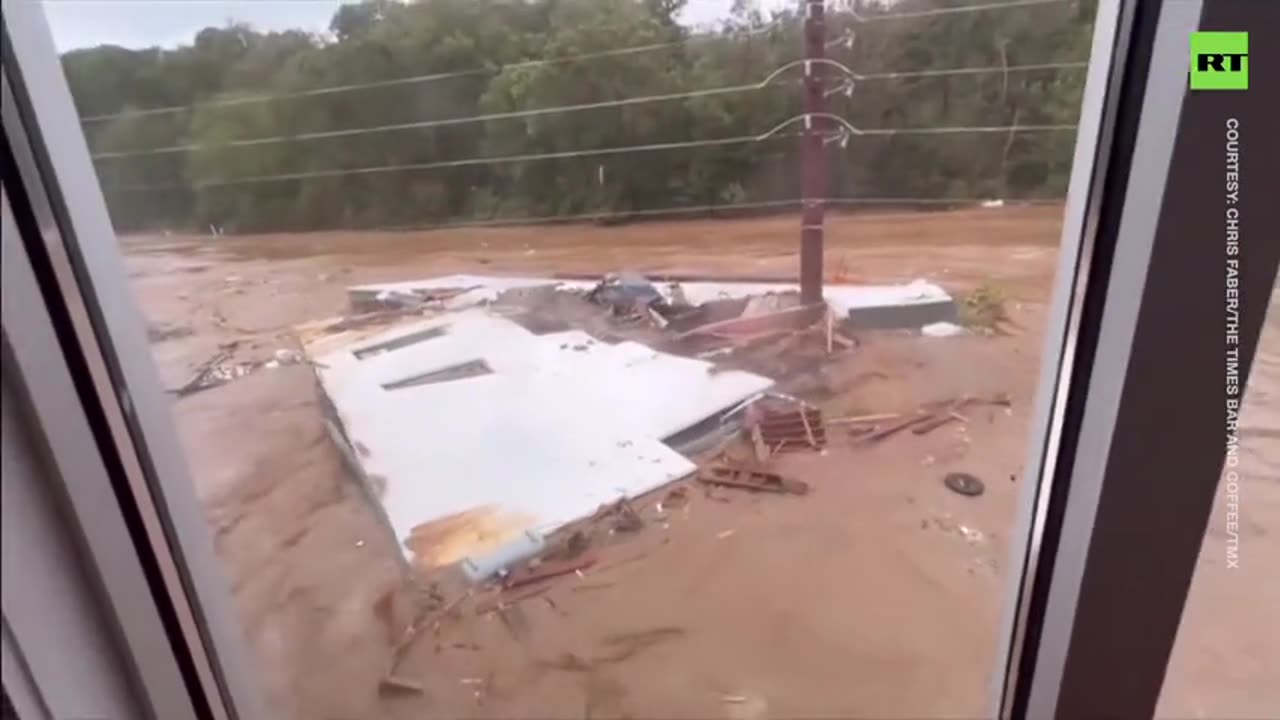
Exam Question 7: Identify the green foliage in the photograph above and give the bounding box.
[65,0,1096,233]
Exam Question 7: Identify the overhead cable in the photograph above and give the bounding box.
[845,0,1073,23]
[105,114,1075,192]
[78,0,1075,124]
[293,194,1068,234]
[78,19,787,124]
[91,61,1085,160]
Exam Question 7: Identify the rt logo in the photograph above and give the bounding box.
[1190,32,1248,90]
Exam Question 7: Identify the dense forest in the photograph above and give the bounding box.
[62,0,1096,234]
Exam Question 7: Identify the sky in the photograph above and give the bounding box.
[41,0,777,53]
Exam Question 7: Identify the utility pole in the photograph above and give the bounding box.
[799,0,827,304]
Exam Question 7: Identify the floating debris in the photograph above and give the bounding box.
[943,472,985,497]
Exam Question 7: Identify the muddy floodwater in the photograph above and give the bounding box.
[122,207,1279,719]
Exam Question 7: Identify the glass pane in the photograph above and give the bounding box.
[1158,280,1280,719]
[45,0,1100,717]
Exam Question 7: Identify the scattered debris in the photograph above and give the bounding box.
[921,321,966,337]
[912,412,958,436]
[742,396,826,453]
[611,499,645,533]
[857,412,933,442]
[379,675,424,694]
[173,348,235,397]
[587,272,667,320]
[147,323,193,343]
[562,530,591,560]
[496,601,531,640]
[752,405,827,452]
[661,486,690,511]
[475,585,551,615]
[828,411,901,425]
[172,343,307,397]
[379,587,472,694]
[697,466,810,495]
[676,302,826,342]
[831,331,857,349]
[461,531,547,583]
[503,553,598,591]
[943,472,985,497]
[570,581,616,593]
[849,395,1011,444]
[959,525,985,543]
[847,424,880,440]
[663,296,749,333]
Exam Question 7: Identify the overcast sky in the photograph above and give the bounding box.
[41,0,773,52]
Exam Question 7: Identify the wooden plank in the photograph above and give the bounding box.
[859,412,933,442]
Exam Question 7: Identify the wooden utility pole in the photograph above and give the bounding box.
[799,0,827,304]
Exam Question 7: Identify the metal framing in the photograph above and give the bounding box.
[4,1,1279,718]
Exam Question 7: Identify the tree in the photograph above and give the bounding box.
[62,0,1096,233]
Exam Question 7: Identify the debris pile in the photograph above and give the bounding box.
[585,272,674,322]
[173,344,305,397]
[736,394,829,462]
[294,272,996,613]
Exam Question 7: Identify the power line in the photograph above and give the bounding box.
[90,74,798,160]
[78,0,1075,125]
[370,199,805,232]
[104,115,1075,192]
[90,61,1085,160]
[845,0,1073,23]
[111,115,808,191]
[305,194,1068,234]
[856,60,1085,81]
[858,123,1076,136]
[78,19,788,124]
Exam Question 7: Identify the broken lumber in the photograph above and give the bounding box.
[858,413,933,442]
[697,466,809,495]
[755,407,826,451]
[502,553,597,591]
[912,413,958,435]
[173,349,232,397]
[827,411,901,425]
